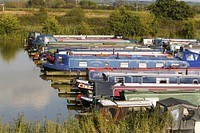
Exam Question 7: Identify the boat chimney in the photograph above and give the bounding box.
[186,68,188,75]
[120,80,125,86]
[116,53,119,59]
[102,73,107,82]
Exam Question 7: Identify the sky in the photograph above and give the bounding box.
[175,0,199,2]
[142,0,199,2]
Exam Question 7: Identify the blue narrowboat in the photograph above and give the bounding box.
[41,53,189,71]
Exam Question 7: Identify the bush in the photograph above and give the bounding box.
[179,20,197,39]
[75,21,93,35]
[108,7,144,37]
[148,0,195,20]
[65,8,86,25]
[42,16,61,34]
[0,14,20,35]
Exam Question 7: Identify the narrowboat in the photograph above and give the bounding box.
[29,34,57,52]
[93,81,200,104]
[26,32,41,48]
[29,33,136,52]
[49,34,134,45]
[39,47,167,63]
[41,49,200,71]
[41,53,189,71]
[50,47,164,56]
[76,72,200,95]
[87,67,200,81]
[77,72,200,89]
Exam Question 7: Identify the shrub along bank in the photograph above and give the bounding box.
[0,7,199,43]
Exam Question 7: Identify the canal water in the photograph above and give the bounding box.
[0,42,76,122]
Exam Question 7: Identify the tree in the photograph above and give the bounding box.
[79,0,98,9]
[33,8,49,24]
[5,1,26,8]
[148,0,195,20]
[65,8,86,25]
[45,0,66,8]
[0,14,20,35]
[179,20,196,39]
[113,0,128,7]
[65,0,77,8]
[42,16,61,34]
[28,0,45,7]
[108,7,144,37]
[75,21,92,35]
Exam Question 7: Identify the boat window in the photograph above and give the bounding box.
[186,54,194,61]
[47,36,57,42]
[115,77,125,83]
[156,78,169,84]
[120,62,128,68]
[183,108,189,116]
[39,37,43,41]
[44,37,49,44]
[156,62,164,68]
[139,62,147,68]
[193,79,199,84]
[105,62,109,67]
[194,54,199,60]
[177,72,183,74]
[159,80,167,84]
[182,108,195,120]
[171,108,180,122]
[176,52,183,59]
[58,56,64,64]
[79,62,88,67]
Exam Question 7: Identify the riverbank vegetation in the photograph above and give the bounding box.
[0,108,170,133]
[0,0,199,43]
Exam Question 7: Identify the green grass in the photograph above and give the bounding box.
[0,108,171,133]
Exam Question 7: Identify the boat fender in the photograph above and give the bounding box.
[34,53,39,57]
[77,94,82,99]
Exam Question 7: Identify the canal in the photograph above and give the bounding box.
[0,42,76,122]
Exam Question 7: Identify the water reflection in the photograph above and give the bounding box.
[0,40,22,63]
[40,73,86,113]
[0,41,75,122]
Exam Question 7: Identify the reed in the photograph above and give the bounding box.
[0,108,170,133]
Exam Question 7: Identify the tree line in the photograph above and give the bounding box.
[2,0,200,11]
[0,0,199,41]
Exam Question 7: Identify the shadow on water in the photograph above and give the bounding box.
[0,40,23,63]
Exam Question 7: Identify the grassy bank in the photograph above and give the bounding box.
[0,109,170,133]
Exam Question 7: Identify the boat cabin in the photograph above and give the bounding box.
[32,34,57,51]
[157,98,200,132]
[176,50,200,68]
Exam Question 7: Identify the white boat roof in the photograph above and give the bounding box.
[103,72,200,77]
[97,99,157,107]
[114,83,200,87]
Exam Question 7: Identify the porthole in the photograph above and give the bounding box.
[193,79,199,84]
